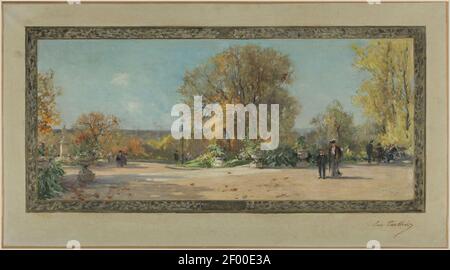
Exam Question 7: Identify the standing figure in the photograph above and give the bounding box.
[328,139,343,177]
[116,150,124,167]
[174,150,179,163]
[123,152,128,166]
[366,140,374,164]
[316,149,328,179]
[375,143,383,164]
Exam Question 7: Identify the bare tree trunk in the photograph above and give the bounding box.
[402,47,411,135]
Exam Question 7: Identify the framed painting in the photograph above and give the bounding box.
[25,26,426,213]
[1,1,447,248]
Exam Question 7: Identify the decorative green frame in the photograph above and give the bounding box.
[25,26,426,213]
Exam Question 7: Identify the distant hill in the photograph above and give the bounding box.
[53,128,313,140]
[117,129,171,140]
[53,129,171,140]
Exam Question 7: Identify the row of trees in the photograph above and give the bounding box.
[301,40,415,158]
[38,40,415,169]
[352,39,414,150]
[37,71,151,162]
[175,41,414,161]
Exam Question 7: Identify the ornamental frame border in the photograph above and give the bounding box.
[25,26,426,213]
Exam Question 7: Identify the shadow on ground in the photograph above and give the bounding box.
[60,174,212,200]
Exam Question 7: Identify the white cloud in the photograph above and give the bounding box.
[111,72,129,87]
[126,101,141,113]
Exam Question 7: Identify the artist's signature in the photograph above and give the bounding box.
[372,220,414,238]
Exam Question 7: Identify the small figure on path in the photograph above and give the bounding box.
[316,149,328,179]
[328,139,343,177]
[366,140,374,164]
[116,150,125,167]
[123,152,128,166]
[174,150,179,163]
[375,143,383,164]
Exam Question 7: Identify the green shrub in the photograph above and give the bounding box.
[262,145,297,167]
[185,152,215,168]
[184,144,225,168]
[37,159,65,199]
[224,158,252,167]
[238,138,259,160]
[206,144,225,158]
[343,149,365,162]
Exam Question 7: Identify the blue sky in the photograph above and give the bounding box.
[37,39,369,130]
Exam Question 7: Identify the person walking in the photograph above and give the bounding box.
[316,149,328,179]
[123,152,128,166]
[116,150,125,167]
[375,143,383,164]
[328,139,343,177]
[366,140,374,164]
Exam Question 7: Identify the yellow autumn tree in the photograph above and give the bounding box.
[352,39,414,151]
[178,45,301,152]
[38,70,62,135]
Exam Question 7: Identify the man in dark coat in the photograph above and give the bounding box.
[116,150,124,167]
[366,140,374,164]
[316,149,328,179]
[328,139,343,177]
[375,143,383,164]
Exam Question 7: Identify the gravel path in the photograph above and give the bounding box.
[59,161,414,201]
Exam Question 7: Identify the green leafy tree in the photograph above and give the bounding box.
[309,100,356,150]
